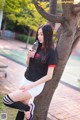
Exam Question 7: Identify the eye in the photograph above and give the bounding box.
[41,33,43,36]
[38,33,43,36]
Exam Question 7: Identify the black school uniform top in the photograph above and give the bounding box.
[24,47,57,82]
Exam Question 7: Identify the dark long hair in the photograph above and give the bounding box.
[35,24,54,63]
[36,24,54,50]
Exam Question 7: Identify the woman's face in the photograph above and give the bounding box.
[38,28,44,45]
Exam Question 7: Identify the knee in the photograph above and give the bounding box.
[2,95,13,106]
[21,100,29,104]
[2,95,7,105]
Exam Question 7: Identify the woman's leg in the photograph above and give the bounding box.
[9,90,32,101]
[15,99,30,120]
[15,111,24,120]
[23,99,35,120]
[16,99,35,120]
[2,90,32,112]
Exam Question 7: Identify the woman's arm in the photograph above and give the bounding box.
[26,56,30,65]
[31,67,55,87]
[20,67,55,91]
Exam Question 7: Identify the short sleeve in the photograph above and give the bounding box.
[48,48,57,68]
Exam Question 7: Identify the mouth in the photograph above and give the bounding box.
[39,40,42,43]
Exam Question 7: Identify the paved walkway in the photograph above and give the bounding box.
[0,39,80,120]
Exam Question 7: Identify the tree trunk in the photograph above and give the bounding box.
[32,0,80,119]
[1,19,7,39]
[25,30,32,49]
[48,0,57,27]
[0,10,3,30]
[32,14,77,120]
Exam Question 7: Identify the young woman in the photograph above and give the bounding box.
[2,24,57,120]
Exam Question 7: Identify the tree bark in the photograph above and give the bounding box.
[26,30,32,49]
[32,0,63,23]
[33,17,77,120]
[70,28,80,53]
[72,3,80,14]
[1,19,7,39]
[48,0,57,26]
[32,0,79,120]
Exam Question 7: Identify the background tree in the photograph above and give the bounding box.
[0,0,5,30]
[48,0,57,27]
[1,0,47,31]
[31,0,80,120]
[1,0,48,45]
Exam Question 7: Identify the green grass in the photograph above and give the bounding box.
[0,95,4,110]
[0,94,18,120]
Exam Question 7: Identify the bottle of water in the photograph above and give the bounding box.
[32,40,39,52]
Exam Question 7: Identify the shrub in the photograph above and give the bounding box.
[16,34,35,44]
[29,36,35,44]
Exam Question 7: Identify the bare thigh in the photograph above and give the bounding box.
[8,90,32,102]
[21,99,30,104]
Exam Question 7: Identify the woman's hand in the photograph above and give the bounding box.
[27,49,36,58]
[19,84,33,92]
[26,49,35,65]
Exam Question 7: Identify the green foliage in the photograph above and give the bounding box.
[0,0,3,10]
[16,34,35,44]
[6,21,15,31]
[57,0,63,14]
[29,36,35,44]
[3,0,48,31]
[16,34,27,42]
[53,30,58,42]
[0,95,4,110]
